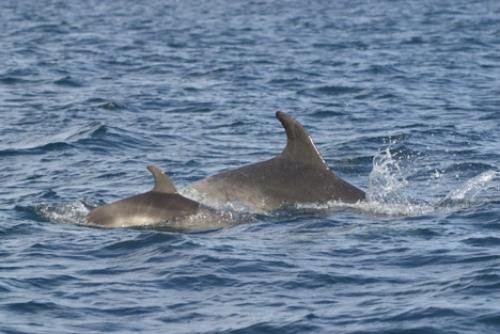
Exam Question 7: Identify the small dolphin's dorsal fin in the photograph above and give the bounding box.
[276,111,329,170]
[147,165,177,193]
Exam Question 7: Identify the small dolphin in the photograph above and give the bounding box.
[188,111,365,212]
[87,165,233,231]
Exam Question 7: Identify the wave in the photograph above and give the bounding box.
[0,122,155,157]
[0,122,104,156]
[298,84,364,97]
[53,76,85,88]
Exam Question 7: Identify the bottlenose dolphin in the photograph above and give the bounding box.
[87,165,233,231]
[188,111,365,212]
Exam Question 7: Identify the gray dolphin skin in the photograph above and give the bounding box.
[188,111,365,212]
[87,165,232,231]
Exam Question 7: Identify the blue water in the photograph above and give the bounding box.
[1,0,500,333]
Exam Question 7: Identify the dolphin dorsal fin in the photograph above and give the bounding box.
[147,165,177,193]
[276,111,329,170]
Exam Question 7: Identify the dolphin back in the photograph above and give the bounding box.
[188,112,365,212]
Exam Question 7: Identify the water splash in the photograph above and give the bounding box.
[349,146,432,216]
[367,147,411,205]
[361,147,497,216]
[299,146,498,217]
[35,200,90,225]
[440,170,498,206]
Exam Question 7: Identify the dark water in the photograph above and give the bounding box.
[1,0,500,333]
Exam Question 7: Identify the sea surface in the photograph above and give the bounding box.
[1,0,500,333]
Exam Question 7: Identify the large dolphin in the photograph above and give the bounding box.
[87,165,234,231]
[188,111,365,212]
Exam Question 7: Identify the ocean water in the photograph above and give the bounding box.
[1,0,500,333]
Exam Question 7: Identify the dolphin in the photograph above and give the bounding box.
[86,165,234,231]
[188,111,365,212]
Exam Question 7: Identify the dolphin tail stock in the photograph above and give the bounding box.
[147,165,178,193]
[275,111,329,170]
